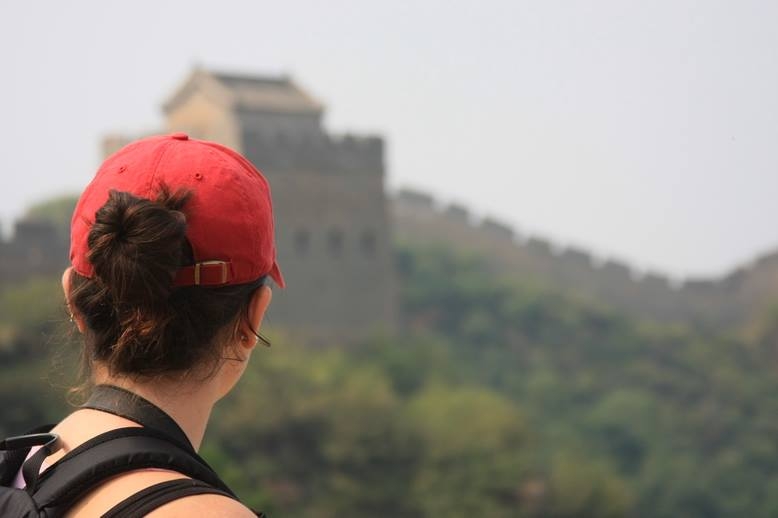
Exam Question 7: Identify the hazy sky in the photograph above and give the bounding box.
[1,1,777,279]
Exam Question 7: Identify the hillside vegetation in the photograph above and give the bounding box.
[1,243,777,517]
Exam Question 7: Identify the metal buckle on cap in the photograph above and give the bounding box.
[194,260,229,285]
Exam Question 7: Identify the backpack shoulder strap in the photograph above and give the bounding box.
[0,424,56,487]
[29,426,237,516]
[81,384,193,451]
[102,478,235,517]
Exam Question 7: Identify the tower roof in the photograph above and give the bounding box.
[163,68,323,115]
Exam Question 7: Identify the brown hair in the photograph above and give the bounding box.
[68,188,263,381]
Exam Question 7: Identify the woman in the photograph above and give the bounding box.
[11,133,284,516]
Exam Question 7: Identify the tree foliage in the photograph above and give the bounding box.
[1,242,776,517]
[24,194,78,231]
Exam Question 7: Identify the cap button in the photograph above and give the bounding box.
[170,132,189,141]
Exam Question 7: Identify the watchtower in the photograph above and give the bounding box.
[159,69,397,341]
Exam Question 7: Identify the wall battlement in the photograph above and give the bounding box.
[393,188,778,328]
[394,188,726,290]
[243,132,383,174]
[4,185,777,332]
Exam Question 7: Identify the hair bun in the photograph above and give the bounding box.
[87,189,189,308]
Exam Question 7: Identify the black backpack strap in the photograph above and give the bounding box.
[103,478,235,517]
[29,426,237,516]
[81,384,194,452]
[20,433,62,492]
[0,424,57,487]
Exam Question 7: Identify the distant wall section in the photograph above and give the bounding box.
[391,188,778,329]
[0,220,68,284]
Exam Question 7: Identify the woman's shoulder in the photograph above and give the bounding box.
[68,469,257,517]
[148,492,257,517]
[52,410,254,517]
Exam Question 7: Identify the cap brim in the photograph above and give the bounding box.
[269,261,286,288]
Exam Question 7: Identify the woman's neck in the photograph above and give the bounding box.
[92,372,221,451]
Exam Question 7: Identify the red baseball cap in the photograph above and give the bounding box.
[70,133,285,288]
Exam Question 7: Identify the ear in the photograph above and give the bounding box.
[62,267,86,333]
[238,285,273,351]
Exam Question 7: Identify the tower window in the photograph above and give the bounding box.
[360,230,376,258]
[328,228,344,257]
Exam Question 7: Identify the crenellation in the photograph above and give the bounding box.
[754,251,778,268]
[480,217,514,241]
[526,237,553,258]
[680,278,718,294]
[639,272,671,291]
[396,189,436,210]
[331,134,383,173]
[242,132,383,174]
[720,268,746,290]
[444,204,471,225]
[597,260,633,285]
[559,247,592,269]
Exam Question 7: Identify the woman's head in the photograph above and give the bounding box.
[65,133,282,382]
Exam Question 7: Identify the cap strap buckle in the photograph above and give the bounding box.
[174,260,232,287]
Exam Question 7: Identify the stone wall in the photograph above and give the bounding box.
[241,131,383,175]
[391,188,778,329]
[248,137,395,343]
[4,185,778,333]
[0,219,68,283]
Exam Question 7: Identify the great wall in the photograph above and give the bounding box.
[2,67,777,335]
[4,186,776,333]
[391,188,778,330]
